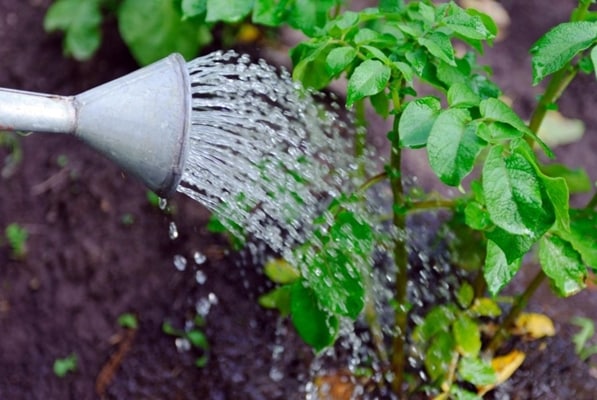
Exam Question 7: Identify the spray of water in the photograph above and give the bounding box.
[178,51,354,257]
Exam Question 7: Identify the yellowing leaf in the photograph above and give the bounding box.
[478,350,525,396]
[513,312,556,339]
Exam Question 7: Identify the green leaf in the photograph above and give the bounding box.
[418,31,456,66]
[541,163,591,194]
[398,97,441,148]
[44,0,102,60]
[346,59,391,106]
[380,0,404,13]
[291,42,335,89]
[264,259,300,284]
[539,234,586,297]
[425,331,455,382]
[464,201,491,231]
[252,0,285,26]
[447,83,481,108]
[118,0,206,65]
[427,109,486,186]
[206,0,254,22]
[456,282,474,309]
[453,315,481,357]
[480,98,530,135]
[325,46,357,76]
[187,329,209,350]
[537,173,570,231]
[413,305,456,343]
[301,210,369,318]
[476,122,524,143]
[258,285,292,316]
[458,357,497,386]
[290,281,338,352]
[117,313,138,329]
[182,0,207,18]
[370,90,389,119]
[470,298,502,317]
[450,386,483,400]
[561,209,597,268]
[484,240,522,296]
[482,146,553,236]
[486,226,538,264]
[530,21,597,85]
[53,353,78,378]
[443,4,494,41]
[287,0,336,36]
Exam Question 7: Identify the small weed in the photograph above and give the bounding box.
[571,316,597,362]
[53,353,77,377]
[117,312,138,329]
[162,316,209,368]
[5,223,28,259]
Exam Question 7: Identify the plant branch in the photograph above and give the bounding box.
[389,88,408,397]
[487,269,546,354]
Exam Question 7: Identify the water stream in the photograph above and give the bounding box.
[178,50,354,258]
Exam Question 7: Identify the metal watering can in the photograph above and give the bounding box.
[0,54,190,197]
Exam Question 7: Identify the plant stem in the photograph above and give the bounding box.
[487,269,546,353]
[354,99,368,178]
[389,91,408,396]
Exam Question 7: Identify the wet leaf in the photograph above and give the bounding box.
[478,350,525,396]
[258,285,292,316]
[531,21,597,85]
[476,122,523,142]
[539,234,586,297]
[187,330,209,350]
[447,82,481,108]
[44,0,102,60]
[450,385,482,400]
[292,42,335,89]
[458,356,496,386]
[482,146,553,236]
[181,0,207,19]
[464,201,491,231]
[560,209,597,269]
[428,109,486,186]
[456,282,475,309]
[290,281,339,352]
[418,31,456,66]
[119,0,206,65]
[443,3,495,41]
[537,172,569,231]
[513,312,556,339]
[470,298,502,318]
[453,315,481,357]
[484,240,522,296]
[425,331,455,382]
[206,0,253,22]
[413,305,456,343]
[326,46,357,76]
[264,258,300,284]
[480,98,530,135]
[398,97,442,149]
[346,60,391,106]
[592,46,597,80]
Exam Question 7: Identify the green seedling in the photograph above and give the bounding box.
[571,316,597,362]
[53,353,77,378]
[117,312,139,329]
[0,131,22,178]
[162,316,209,368]
[5,223,28,259]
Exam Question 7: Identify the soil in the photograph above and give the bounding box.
[0,1,596,400]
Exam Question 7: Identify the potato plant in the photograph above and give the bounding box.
[46,0,597,398]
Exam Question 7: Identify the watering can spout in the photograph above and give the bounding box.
[0,53,191,197]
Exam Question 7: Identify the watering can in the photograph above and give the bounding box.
[0,54,190,197]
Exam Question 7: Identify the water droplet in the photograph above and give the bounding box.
[173,254,187,271]
[175,337,191,353]
[195,270,207,284]
[269,367,284,382]
[169,221,178,240]
[159,198,168,210]
[193,251,206,265]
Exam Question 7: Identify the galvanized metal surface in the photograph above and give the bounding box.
[0,53,191,196]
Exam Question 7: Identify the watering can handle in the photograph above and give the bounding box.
[0,88,76,134]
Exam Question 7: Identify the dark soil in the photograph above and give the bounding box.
[0,1,596,400]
